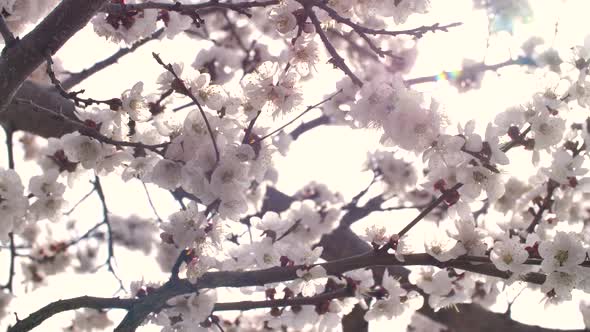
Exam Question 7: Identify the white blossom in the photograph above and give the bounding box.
[457,165,505,202]
[293,265,327,296]
[121,82,152,122]
[409,267,453,296]
[267,1,299,34]
[163,11,192,39]
[448,219,488,256]
[92,6,158,44]
[530,111,565,150]
[538,232,586,273]
[423,135,465,168]
[424,231,466,262]
[541,271,578,301]
[490,236,529,274]
[0,169,28,242]
[382,91,443,153]
[61,133,104,169]
[150,159,182,190]
[363,225,390,246]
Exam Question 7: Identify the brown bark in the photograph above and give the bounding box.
[2,81,77,138]
[0,0,107,112]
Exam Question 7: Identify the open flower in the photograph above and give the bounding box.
[490,236,529,274]
[538,232,585,273]
[530,111,565,150]
[121,82,151,122]
[457,165,505,202]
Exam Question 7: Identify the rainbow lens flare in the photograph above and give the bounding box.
[435,70,462,82]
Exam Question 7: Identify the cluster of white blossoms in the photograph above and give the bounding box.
[339,28,590,310]
[19,240,72,288]
[66,308,112,332]
[364,270,423,322]
[0,169,28,242]
[157,202,224,279]
[408,266,485,312]
[241,60,304,117]
[267,0,430,36]
[92,1,158,44]
[364,150,418,198]
[151,290,218,331]
[110,214,159,254]
[230,186,342,270]
[14,0,590,330]
[27,169,67,223]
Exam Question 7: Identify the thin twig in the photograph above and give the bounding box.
[61,28,164,90]
[103,0,280,18]
[142,182,163,222]
[314,0,461,39]
[346,174,378,209]
[289,114,331,140]
[45,52,122,109]
[1,233,16,292]
[405,56,532,86]
[3,123,14,170]
[152,52,220,164]
[213,288,351,311]
[64,186,96,216]
[275,219,301,242]
[172,101,195,112]
[242,111,261,144]
[93,175,125,291]
[256,89,343,142]
[14,98,169,153]
[525,180,559,233]
[65,220,106,248]
[397,183,463,237]
[303,3,362,86]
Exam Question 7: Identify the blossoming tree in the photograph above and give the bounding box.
[1,0,590,331]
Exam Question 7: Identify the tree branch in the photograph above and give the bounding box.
[0,67,574,332]
[256,89,343,142]
[303,2,363,86]
[102,0,280,18]
[93,175,125,291]
[314,0,461,39]
[0,15,16,46]
[213,288,350,311]
[405,56,532,86]
[1,233,16,292]
[152,52,220,164]
[0,0,107,112]
[12,96,169,153]
[17,251,548,332]
[61,28,165,91]
[7,296,136,332]
[289,114,331,140]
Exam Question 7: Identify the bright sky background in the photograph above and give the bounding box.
[3,0,590,331]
